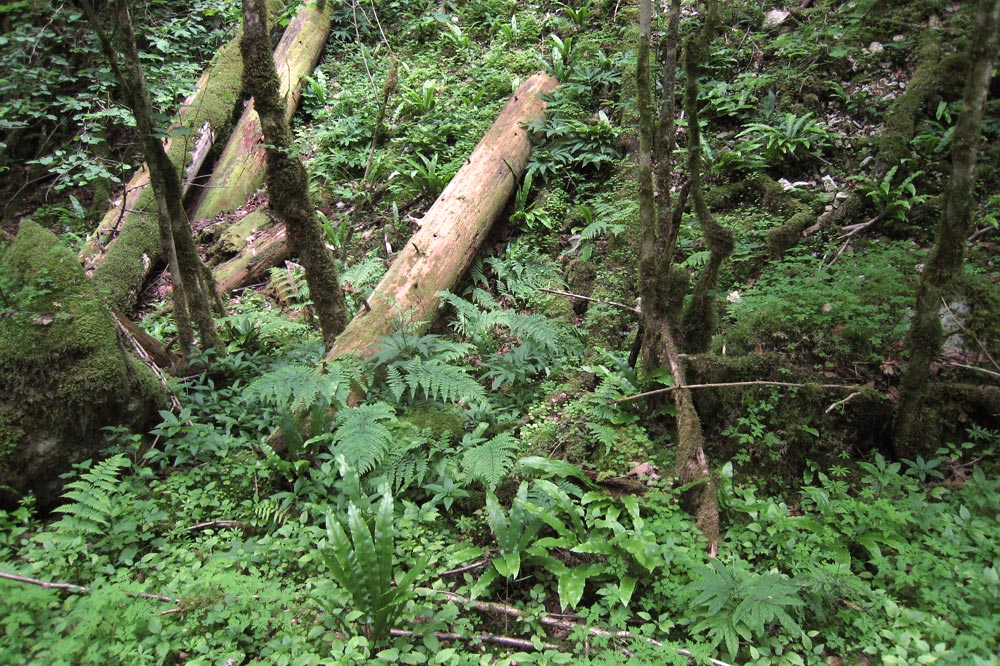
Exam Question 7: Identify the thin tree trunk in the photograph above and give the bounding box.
[636,0,718,553]
[323,72,558,362]
[894,0,1000,454]
[83,0,223,359]
[679,2,733,355]
[241,0,348,346]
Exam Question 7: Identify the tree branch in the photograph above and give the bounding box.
[418,588,735,666]
[0,571,180,604]
[616,380,868,404]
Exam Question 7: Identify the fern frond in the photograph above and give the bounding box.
[463,432,521,489]
[401,357,485,405]
[242,363,354,411]
[370,438,430,493]
[250,498,291,533]
[52,455,129,537]
[332,403,397,475]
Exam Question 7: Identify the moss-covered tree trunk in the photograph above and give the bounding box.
[241,0,347,346]
[636,0,718,553]
[323,72,558,362]
[83,0,223,360]
[679,3,733,355]
[894,0,1000,454]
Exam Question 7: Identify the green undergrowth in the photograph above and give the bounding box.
[5,0,1000,663]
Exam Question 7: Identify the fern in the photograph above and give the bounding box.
[372,331,474,366]
[341,254,387,315]
[242,363,357,412]
[685,559,805,660]
[462,430,521,489]
[331,403,397,475]
[369,436,433,493]
[250,497,291,533]
[52,455,130,538]
[395,357,486,405]
[268,263,312,309]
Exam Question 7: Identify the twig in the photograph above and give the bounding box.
[828,215,882,267]
[0,571,180,604]
[946,362,1000,379]
[940,297,1000,372]
[438,558,490,576]
[418,589,735,666]
[539,287,640,314]
[968,225,996,243]
[616,380,867,403]
[826,391,861,413]
[186,520,241,531]
[389,628,558,651]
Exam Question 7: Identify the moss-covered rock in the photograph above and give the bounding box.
[0,221,166,509]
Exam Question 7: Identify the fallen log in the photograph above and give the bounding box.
[187,4,332,220]
[212,216,289,294]
[87,1,329,312]
[324,72,558,363]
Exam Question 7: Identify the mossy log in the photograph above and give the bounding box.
[210,206,290,295]
[1,221,166,509]
[324,72,559,362]
[187,5,331,220]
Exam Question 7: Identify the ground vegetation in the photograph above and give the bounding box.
[1,0,999,663]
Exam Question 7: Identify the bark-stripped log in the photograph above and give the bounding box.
[188,5,331,220]
[213,224,289,294]
[324,72,558,363]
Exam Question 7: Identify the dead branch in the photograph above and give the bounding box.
[186,520,241,531]
[438,558,491,576]
[0,571,180,604]
[946,362,1000,379]
[389,628,559,651]
[617,380,868,404]
[539,287,641,313]
[825,391,861,413]
[419,588,735,666]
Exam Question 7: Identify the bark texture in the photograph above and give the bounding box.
[241,0,347,345]
[324,72,559,362]
[894,0,1000,454]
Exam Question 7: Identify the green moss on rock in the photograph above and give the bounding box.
[0,221,166,509]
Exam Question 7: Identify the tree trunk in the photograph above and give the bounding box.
[679,3,733,355]
[189,4,332,220]
[323,72,559,362]
[241,0,348,346]
[893,0,1000,455]
[635,0,717,554]
[82,0,224,360]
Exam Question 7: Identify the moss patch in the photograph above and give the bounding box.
[0,220,166,508]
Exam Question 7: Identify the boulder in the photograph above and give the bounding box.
[0,220,166,509]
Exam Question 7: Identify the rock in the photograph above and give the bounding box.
[0,220,166,509]
[763,9,790,29]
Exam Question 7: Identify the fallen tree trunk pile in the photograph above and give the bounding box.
[86,1,329,312]
[323,72,559,363]
[187,4,332,220]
